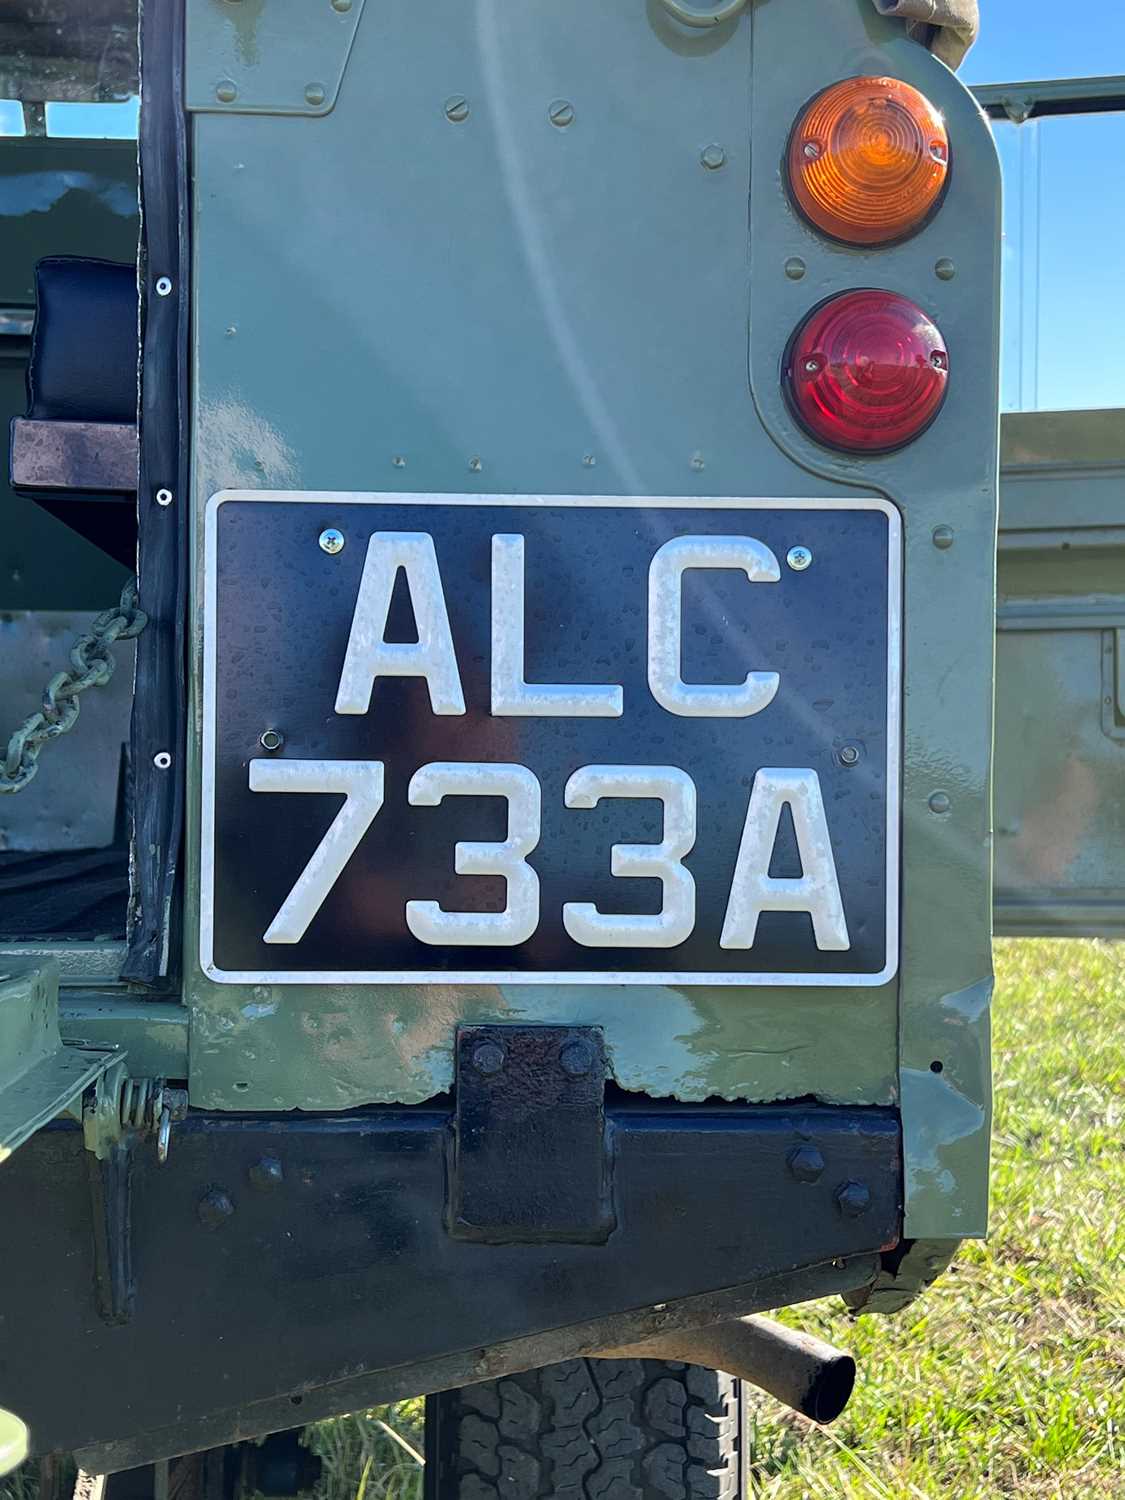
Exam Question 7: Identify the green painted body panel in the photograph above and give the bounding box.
[182,0,1001,1238]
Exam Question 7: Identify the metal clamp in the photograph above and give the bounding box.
[658,0,748,27]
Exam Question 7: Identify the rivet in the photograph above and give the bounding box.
[331,0,352,10]
[215,81,237,104]
[934,257,956,281]
[154,276,173,297]
[197,1188,235,1228]
[787,545,812,572]
[835,1180,871,1218]
[248,1156,284,1190]
[700,143,726,170]
[471,1040,505,1075]
[838,743,860,767]
[787,1144,825,1183]
[153,751,172,770]
[560,1039,595,1077]
[305,83,327,108]
[155,488,173,507]
[549,99,575,128]
[318,527,345,555]
[259,728,284,752]
[784,257,806,280]
[468,456,482,472]
[929,790,952,815]
[444,95,469,123]
[932,524,955,549]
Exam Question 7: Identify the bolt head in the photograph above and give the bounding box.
[444,95,469,123]
[198,1188,235,1228]
[248,1156,284,1190]
[835,1180,871,1218]
[560,1039,595,1077]
[471,1040,505,1076]
[838,744,860,767]
[700,143,726,170]
[788,1144,825,1183]
[787,545,813,572]
[318,527,345,555]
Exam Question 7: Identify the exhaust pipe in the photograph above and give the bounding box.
[592,1314,856,1425]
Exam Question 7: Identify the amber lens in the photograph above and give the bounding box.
[788,76,949,245]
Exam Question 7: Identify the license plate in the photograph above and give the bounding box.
[201,493,900,985]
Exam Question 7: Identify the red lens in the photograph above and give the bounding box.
[785,290,948,453]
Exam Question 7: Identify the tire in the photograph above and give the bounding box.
[424,1358,746,1500]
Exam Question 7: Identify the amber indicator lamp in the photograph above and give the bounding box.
[788,76,950,245]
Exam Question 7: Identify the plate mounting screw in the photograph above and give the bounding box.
[153,751,172,770]
[318,527,345,555]
[560,1039,595,1077]
[305,83,327,108]
[155,488,173,507]
[932,524,954,549]
[471,1040,505,1075]
[259,728,284,752]
[549,99,575,128]
[787,545,812,572]
[838,744,860,767]
[154,276,173,297]
[444,95,469,123]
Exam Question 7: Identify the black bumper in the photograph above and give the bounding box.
[0,1079,899,1471]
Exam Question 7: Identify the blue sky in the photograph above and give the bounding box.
[961,1,1125,84]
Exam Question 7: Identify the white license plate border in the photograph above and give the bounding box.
[200,491,902,987]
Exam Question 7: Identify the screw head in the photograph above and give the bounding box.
[932,524,955,550]
[331,0,353,11]
[838,744,861,767]
[248,1156,284,1190]
[444,95,469,123]
[549,99,575,128]
[802,355,823,375]
[198,1188,235,1228]
[700,143,726,170]
[468,456,482,472]
[318,527,345,555]
[784,257,806,281]
[929,790,952,815]
[934,257,956,281]
[155,276,173,297]
[835,1180,871,1218]
[155,488,173,507]
[802,139,822,160]
[787,545,813,572]
[259,728,284,752]
[153,751,172,770]
[215,81,237,104]
[305,82,327,108]
[560,1039,595,1077]
[471,1040,505,1076]
[787,1144,825,1183]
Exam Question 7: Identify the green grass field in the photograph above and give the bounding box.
[307,938,1124,1499]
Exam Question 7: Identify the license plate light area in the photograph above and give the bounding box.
[201,494,901,986]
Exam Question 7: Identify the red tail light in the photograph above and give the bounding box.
[785,290,948,453]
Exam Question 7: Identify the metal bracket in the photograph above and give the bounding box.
[186,0,368,117]
[450,1025,614,1244]
[0,960,117,1164]
[1102,630,1125,741]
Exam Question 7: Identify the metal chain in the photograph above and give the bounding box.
[0,577,148,795]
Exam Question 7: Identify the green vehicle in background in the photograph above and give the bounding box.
[0,0,1119,1494]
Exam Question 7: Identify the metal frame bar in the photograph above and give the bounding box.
[973,75,1125,123]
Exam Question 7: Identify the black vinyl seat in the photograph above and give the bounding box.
[10,255,139,566]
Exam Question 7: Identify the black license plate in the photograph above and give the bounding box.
[201,493,900,985]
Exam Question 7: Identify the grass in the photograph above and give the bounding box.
[310,938,1123,1499]
[4,940,1120,1500]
